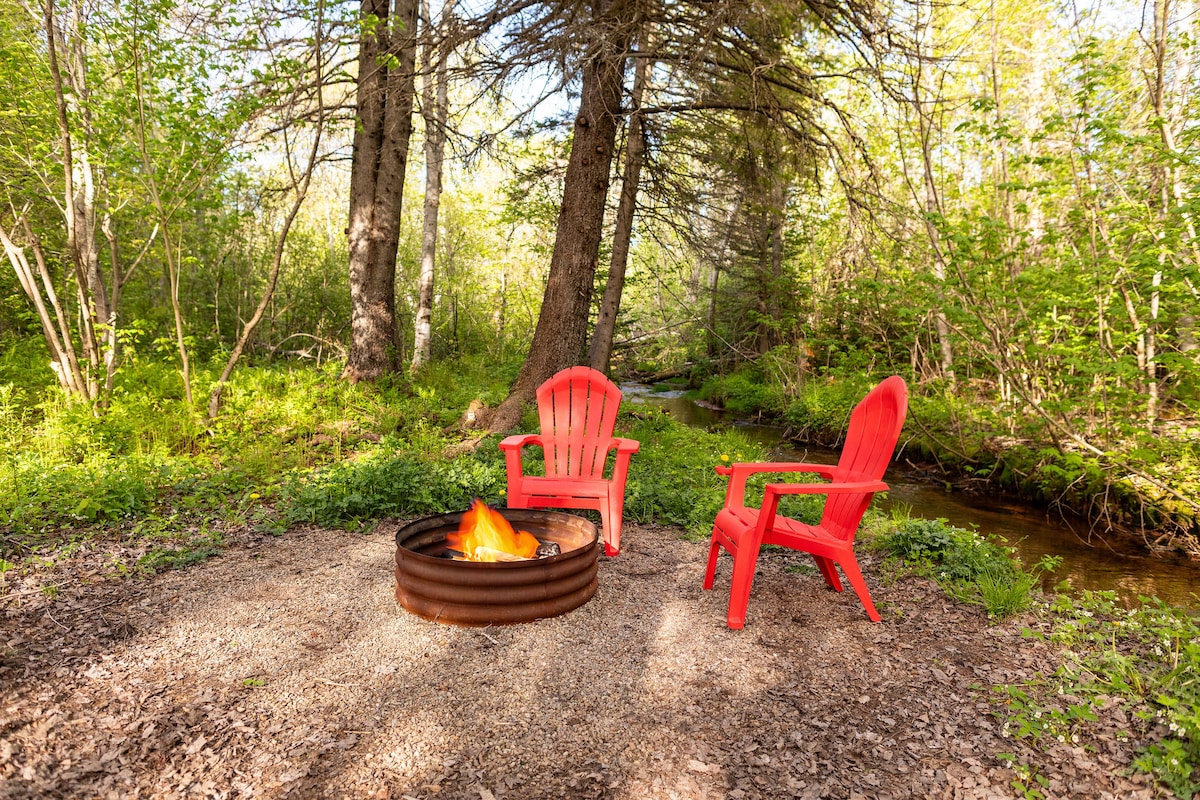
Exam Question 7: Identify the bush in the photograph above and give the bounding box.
[782,379,871,442]
[871,512,1057,619]
[281,441,510,527]
[698,369,786,417]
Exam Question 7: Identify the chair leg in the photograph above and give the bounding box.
[813,556,843,592]
[838,556,881,623]
[726,537,762,630]
[597,494,623,557]
[506,483,529,510]
[703,533,722,590]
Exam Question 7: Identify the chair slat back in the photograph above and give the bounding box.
[823,376,909,540]
[536,366,623,479]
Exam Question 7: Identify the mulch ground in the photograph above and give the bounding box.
[0,521,1162,799]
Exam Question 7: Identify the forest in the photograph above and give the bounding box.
[4,0,1200,795]
[4,0,1198,549]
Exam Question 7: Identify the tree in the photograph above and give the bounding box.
[480,0,637,431]
[411,0,451,372]
[344,0,420,382]
[208,0,331,419]
[587,29,650,373]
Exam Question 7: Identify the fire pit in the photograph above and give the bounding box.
[394,507,600,626]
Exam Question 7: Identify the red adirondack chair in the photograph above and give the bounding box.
[703,376,908,628]
[499,366,640,557]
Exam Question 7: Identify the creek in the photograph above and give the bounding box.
[622,384,1200,609]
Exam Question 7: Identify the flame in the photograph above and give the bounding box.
[446,500,541,562]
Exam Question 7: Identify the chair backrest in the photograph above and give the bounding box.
[535,366,623,479]
[823,376,909,540]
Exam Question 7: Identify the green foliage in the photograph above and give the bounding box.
[872,512,1056,619]
[281,443,509,527]
[698,368,786,417]
[621,408,772,535]
[781,378,873,442]
[0,351,520,555]
[995,754,1050,800]
[136,532,224,575]
[999,592,1200,798]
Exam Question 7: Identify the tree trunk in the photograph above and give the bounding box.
[588,37,652,376]
[757,174,785,356]
[411,0,450,372]
[482,0,633,431]
[344,0,419,383]
[2,221,86,395]
[587,39,649,375]
[42,0,104,401]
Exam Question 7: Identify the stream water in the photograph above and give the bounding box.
[622,384,1200,609]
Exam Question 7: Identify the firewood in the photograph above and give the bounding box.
[470,546,530,562]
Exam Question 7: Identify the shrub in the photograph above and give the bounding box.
[871,512,1057,619]
[281,441,510,527]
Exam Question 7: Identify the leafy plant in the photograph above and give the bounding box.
[999,591,1200,797]
[136,533,225,575]
[871,512,1055,618]
[280,441,510,527]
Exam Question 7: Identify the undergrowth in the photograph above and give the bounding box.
[998,591,1200,798]
[692,359,1200,552]
[871,511,1200,796]
[869,510,1060,619]
[0,354,517,558]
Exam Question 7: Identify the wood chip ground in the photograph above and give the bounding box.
[0,522,1160,798]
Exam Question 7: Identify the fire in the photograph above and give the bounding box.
[446,500,541,562]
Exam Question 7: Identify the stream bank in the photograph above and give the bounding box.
[622,384,1200,609]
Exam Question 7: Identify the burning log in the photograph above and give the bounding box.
[444,540,563,562]
[447,500,545,562]
[469,545,529,562]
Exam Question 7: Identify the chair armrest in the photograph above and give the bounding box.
[765,479,889,498]
[715,461,837,479]
[755,479,889,536]
[607,437,639,487]
[499,433,542,452]
[714,461,838,508]
[610,437,640,454]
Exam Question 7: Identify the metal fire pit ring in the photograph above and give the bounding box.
[394,508,600,626]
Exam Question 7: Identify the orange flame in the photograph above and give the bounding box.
[446,500,540,562]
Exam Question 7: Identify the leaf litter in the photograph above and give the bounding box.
[0,521,1159,799]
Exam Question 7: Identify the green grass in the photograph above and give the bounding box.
[0,352,518,556]
[5,346,1199,799]
[869,509,1059,619]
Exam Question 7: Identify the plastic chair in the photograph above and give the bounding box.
[703,376,908,628]
[500,366,640,556]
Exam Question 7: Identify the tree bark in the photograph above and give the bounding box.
[588,39,649,375]
[480,0,634,432]
[344,0,419,383]
[2,221,86,395]
[411,0,450,372]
